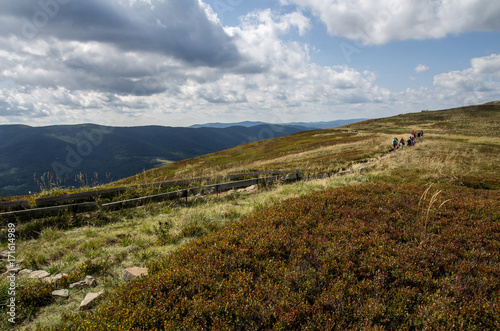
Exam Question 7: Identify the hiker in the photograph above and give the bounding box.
[412,131,416,138]
[400,137,405,149]
[407,137,412,147]
[420,130,424,137]
[392,138,399,150]
[411,136,415,146]
[417,131,421,138]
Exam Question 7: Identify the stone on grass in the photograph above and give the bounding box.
[237,185,257,193]
[28,270,50,279]
[18,269,33,276]
[52,289,69,298]
[43,273,68,284]
[70,275,98,289]
[85,275,98,287]
[79,292,103,310]
[122,267,148,281]
[70,280,86,289]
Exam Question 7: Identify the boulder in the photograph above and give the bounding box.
[52,289,69,298]
[122,267,148,281]
[28,270,50,279]
[79,292,103,310]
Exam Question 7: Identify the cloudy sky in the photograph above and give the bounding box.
[1,0,499,127]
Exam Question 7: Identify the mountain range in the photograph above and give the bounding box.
[0,123,314,197]
[189,119,368,129]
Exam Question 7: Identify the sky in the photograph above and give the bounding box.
[0,0,499,127]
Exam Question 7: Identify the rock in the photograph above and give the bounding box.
[18,269,33,276]
[70,275,98,289]
[52,289,69,298]
[43,273,68,284]
[85,275,97,287]
[238,185,257,193]
[122,267,148,281]
[28,270,50,279]
[69,280,87,289]
[79,292,103,310]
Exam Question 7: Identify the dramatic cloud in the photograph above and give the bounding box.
[281,0,500,44]
[1,0,240,67]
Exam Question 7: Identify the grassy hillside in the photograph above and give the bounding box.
[1,103,499,330]
[114,103,500,186]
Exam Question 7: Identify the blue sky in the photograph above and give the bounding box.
[0,0,499,126]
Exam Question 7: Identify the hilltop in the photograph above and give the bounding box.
[0,103,499,330]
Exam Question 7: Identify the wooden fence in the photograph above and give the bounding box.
[0,170,351,225]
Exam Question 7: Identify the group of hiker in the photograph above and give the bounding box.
[392,130,423,150]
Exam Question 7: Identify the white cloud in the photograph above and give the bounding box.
[281,0,500,45]
[2,1,497,127]
[433,53,500,104]
[0,4,404,126]
[415,64,430,73]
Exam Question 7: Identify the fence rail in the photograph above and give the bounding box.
[32,171,295,208]
[0,202,98,223]
[0,200,30,212]
[0,169,350,224]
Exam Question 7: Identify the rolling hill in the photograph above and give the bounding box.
[0,123,307,197]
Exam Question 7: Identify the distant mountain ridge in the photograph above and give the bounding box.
[189,119,369,129]
[0,123,308,197]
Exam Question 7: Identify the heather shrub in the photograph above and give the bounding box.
[47,183,500,330]
[70,258,110,280]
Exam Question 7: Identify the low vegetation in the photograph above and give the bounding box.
[0,103,498,329]
[49,183,500,330]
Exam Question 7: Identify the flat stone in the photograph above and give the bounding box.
[122,267,148,281]
[52,289,69,298]
[18,269,33,276]
[69,280,87,289]
[79,292,103,310]
[70,275,98,289]
[43,273,68,284]
[28,270,50,279]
